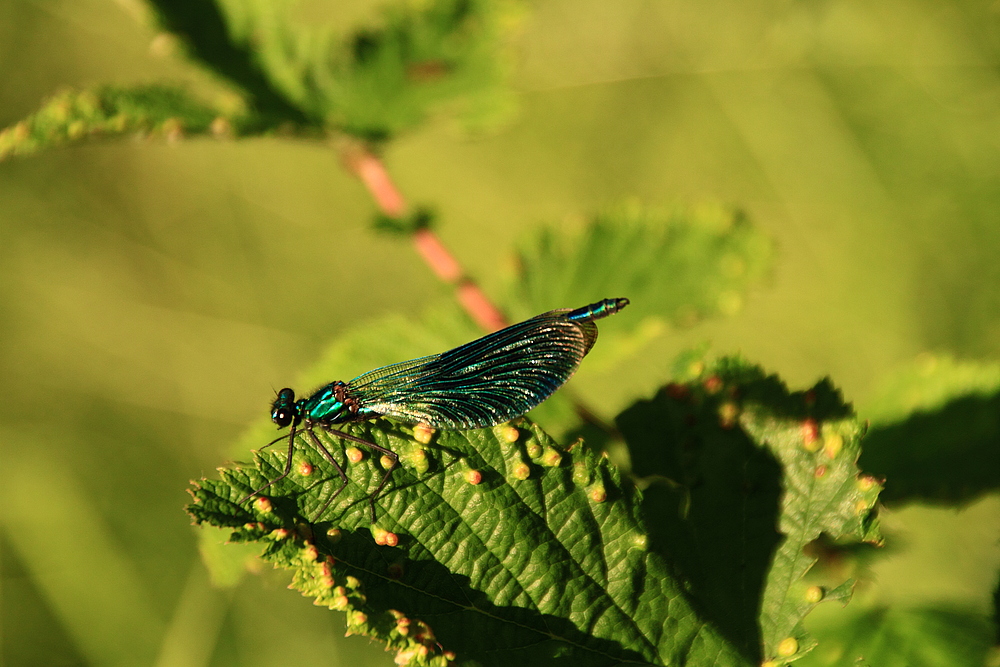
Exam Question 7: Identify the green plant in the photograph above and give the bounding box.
[3,1,998,666]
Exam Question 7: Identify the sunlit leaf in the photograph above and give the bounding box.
[509,203,773,330]
[190,418,751,667]
[191,351,881,666]
[0,86,230,161]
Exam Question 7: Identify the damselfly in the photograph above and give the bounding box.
[243,297,629,521]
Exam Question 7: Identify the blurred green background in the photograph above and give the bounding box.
[1,0,999,665]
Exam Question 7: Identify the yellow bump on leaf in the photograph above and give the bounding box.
[161,117,184,142]
[380,454,395,469]
[373,527,399,547]
[541,447,562,467]
[406,448,429,475]
[464,469,483,485]
[210,116,232,138]
[326,527,342,542]
[526,441,542,458]
[805,586,824,603]
[777,637,798,657]
[801,418,820,451]
[855,499,870,515]
[395,648,418,665]
[590,485,607,503]
[857,475,877,491]
[512,462,531,480]
[254,497,272,513]
[814,464,828,478]
[297,461,314,476]
[67,120,86,140]
[303,544,319,561]
[413,423,435,444]
[823,432,844,459]
[501,425,520,442]
[703,375,724,394]
[270,528,289,540]
[718,401,739,429]
[346,446,364,463]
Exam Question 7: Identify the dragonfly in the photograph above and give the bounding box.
[243,297,629,522]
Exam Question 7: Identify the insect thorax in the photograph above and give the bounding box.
[301,381,360,424]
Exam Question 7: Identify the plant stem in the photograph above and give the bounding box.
[342,143,507,333]
[342,143,617,439]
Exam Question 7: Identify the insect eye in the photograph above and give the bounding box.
[271,388,297,427]
[272,409,293,427]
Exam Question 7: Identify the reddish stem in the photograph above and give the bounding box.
[350,149,406,217]
[343,144,508,332]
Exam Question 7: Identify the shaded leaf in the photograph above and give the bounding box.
[617,357,882,664]
[146,0,309,126]
[796,606,997,667]
[860,354,1000,504]
[154,0,516,140]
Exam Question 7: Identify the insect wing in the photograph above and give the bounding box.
[347,310,597,428]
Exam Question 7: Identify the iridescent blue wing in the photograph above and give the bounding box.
[346,299,627,429]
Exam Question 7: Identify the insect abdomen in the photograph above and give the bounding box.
[567,298,630,322]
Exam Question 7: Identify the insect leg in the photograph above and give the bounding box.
[319,424,399,524]
[302,426,350,521]
[239,425,299,503]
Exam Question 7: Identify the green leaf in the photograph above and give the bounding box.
[154,0,516,140]
[616,357,882,664]
[311,0,516,140]
[189,418,751,667]
[509,203,774,331]
[860,354,1000,504]
[0,86,231,161]
[146,0,310,126]
[190,350,880,665]
[797,605,998,667]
